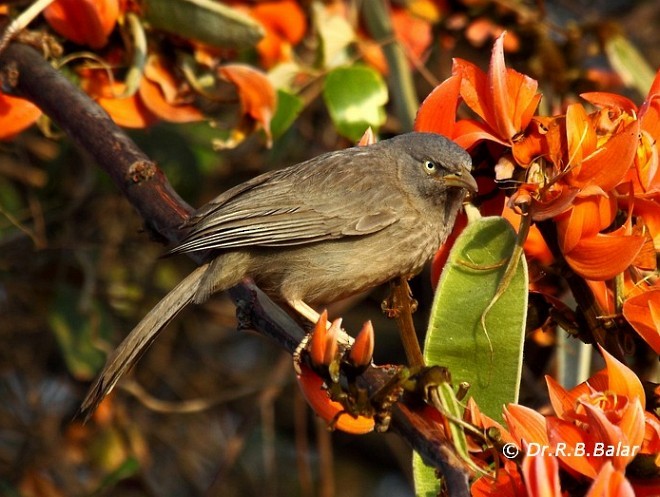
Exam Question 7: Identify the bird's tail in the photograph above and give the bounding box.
[79,263,210,420]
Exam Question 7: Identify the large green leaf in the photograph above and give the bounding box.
[413,215,528,495]
[143,0,264,48]
[322,66,387,141]
[271,90,304,140]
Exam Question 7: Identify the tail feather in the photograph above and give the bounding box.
[79,263,210,420]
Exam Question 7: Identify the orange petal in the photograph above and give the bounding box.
[251,0,306,67]
[453,118,506,149]
[546,375,578,419]
[522,453,562,497]
[0,93,41,140]
[44,0,119,49]
[585,461,635,497]
[454,57,493,128]
[308,310,329,366]
[585,462,635,497]
[585,279,616,315]
[622,289,660,354]
[569,120,640,191]
[295,365,374,434]
[80,70,157,128]
[324,318,342,366]
[504,404,549,446]
[580,92,638,115]
[218,64,277,146]
[414,73,461,137]
[599,346,646,410]
[489,32,540,141]
[471,464,525,497]
[563,228,645,280]
[580,400,644,469]
[641,411,660,455]
[250,0,306,44]
[556,195,616,254]
[348,321,374,368]
[546,417,598,478]
[639,70,660,139]
[392,7,432,61]
[139,56,205,123]
[565,103,598,171]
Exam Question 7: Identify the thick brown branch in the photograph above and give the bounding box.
[0,42,470,496]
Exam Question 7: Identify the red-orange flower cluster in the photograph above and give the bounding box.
[471,348,659,496]
[416,33,660,353]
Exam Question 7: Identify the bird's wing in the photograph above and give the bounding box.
[170,149,402,254]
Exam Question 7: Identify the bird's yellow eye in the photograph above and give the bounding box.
[423,160,437,173]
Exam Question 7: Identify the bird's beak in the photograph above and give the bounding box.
[444,169,478,193]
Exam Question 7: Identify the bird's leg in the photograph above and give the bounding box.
[288,298,323,324]
[382,277,425,368]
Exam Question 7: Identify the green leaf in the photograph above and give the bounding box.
[49,284,111,380]
[323,66,387,141]
[271,90,304,139]
[143,0,264,48]
[413,216,528,496]
[604,33,656,98]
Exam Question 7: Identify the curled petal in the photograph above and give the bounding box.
[414,73,461,137]
[563,228,645,280]
[219,64,277,146]
[569,120,640,191]
[295,365,374,434]
[504,404,549,446]
[581,92,637,115]
[556,195,617,254]
[139,56,205,123]
[81,71,156,128]
[489,32,540,140]
[622,289,660,354]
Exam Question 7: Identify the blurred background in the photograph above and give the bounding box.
[1,1,659,496]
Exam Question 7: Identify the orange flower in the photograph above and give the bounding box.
[295,364,375,434]
[0,92,41,140]
[502,347,656,490]
[80,69,157,129]
[452,33,541,163]
[44,0,119,49]
[544,348,647,478]
[249,0,307,68]
[218,64,277,146]
[138,56,206,123]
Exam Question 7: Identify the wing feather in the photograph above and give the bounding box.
[170,147,402,254]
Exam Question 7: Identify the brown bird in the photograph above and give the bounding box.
[80,132,476,417]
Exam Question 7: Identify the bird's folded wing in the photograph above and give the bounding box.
[170,154,402,254]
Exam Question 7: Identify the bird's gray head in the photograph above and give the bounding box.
[382,132,477,206]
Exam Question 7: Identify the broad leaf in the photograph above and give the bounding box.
[323,66,387,141]
[413,216,528,496]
